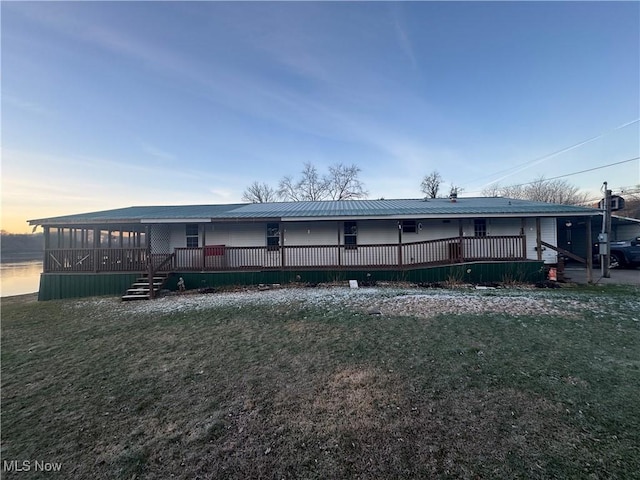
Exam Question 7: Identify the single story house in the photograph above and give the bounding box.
[28,197,600,300]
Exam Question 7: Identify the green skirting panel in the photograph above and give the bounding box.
[168,261,546,292]
[38,273,140,301]
[38,261,546,301]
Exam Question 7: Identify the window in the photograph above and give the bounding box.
[266,222,280,251]
[344,221,357,249]
[474,219,487,237]
[186,224,199,248]
[402,220,417,233]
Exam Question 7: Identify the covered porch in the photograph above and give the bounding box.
[42,229,529,273]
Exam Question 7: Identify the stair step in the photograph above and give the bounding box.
[122,294,151,301]
[123,272,169,301]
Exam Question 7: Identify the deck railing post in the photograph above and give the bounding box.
[458,220,464,263]
[93,228,100,273]
[536,218,542,261]
[398,222,403,268]
[201,224,206,271]
[43,226,50,272]
[146,225,155,299]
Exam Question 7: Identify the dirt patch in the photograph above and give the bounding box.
[369,293,580,318]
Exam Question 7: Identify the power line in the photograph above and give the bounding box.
[464,156,640,196]
[491,157,640,189]
[467,118,640,188]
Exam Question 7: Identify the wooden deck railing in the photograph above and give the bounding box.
[44,248,148,272]
[42,236,526,273]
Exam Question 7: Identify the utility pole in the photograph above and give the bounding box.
[600,183,612,278]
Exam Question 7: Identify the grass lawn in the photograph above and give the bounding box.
[2,285,639,479]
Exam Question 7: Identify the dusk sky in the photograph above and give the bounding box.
[2,1,639,233]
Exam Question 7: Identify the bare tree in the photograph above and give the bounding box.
[278,163,328,201]
[242,181,279,203]
[482,183,525,199]
[617,186,640,219]
[299,163,329,201]
[277,162,367,201]
[327,163,368,200]
[420,171,442,199]
[481,176,590,205]
[277,175,303,202]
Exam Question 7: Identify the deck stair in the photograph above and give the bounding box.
[122,273,170,301]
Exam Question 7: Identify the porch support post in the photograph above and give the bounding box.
[398,222,403,268]
[44,226,50,250]
[93,227,100,272]
[521,218,527,259]
[147,225,154,299]
[202,224,206,270]
[535,218,542,261]
[337,222,342,268]
[281,224,286,269]
[43,226,50,272]
[458,219,464,263]
[586,216,593,284]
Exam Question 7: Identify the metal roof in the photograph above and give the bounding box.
[28,198,600,226]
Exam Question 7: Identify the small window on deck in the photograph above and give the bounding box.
[344,221,357,250]
[402,220,417,233]
[186,224,199,248]
[267,222,280,251]
[474,219,487,237]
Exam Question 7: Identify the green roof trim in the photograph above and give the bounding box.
[28,198,599,226]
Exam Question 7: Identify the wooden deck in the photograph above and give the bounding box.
[42,235,526,273]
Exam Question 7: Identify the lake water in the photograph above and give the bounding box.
[1,261,42,297]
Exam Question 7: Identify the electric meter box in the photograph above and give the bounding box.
[597,233,609,255]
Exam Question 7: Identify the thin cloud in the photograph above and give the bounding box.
[140,142,175,162]
[3,95,51,116]
[393,14,417,69]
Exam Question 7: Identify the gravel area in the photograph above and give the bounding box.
[69,282,633,320]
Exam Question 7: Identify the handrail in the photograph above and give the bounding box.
[153,252,176,272]
[147,252,175,299]
[541,240,586,264]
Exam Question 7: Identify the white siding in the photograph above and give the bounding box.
[283,221,339,246]
[357,220,398,244]
[421,220,460,240]
[523,217,558,263]
[201,224,265,248]
[485,218,522,236]
[169,224,188,248]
